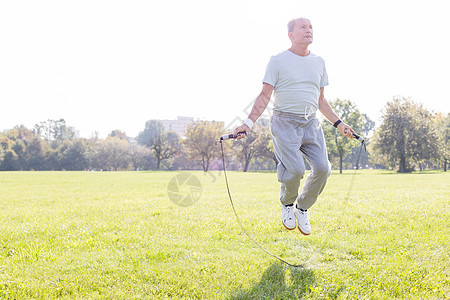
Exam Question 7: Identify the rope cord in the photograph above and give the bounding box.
[219,140,302,268]
[218,135,365,267]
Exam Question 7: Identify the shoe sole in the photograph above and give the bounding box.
[298,226,311,235]
[282,222,296,230]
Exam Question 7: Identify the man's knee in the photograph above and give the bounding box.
[277,162,305,182]
[289,162,305,178]
[314,162,331,178]
[293,166,305,178]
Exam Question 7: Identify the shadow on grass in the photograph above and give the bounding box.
[228,262,315,300]
[378,170,446,175]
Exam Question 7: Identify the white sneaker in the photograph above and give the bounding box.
[281,204,296,230]
[294,207,311,235]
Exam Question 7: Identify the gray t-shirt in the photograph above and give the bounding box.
[263,50,328,115]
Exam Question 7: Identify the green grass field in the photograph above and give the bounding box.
[0,170,448,299]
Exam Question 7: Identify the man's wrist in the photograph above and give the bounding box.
[243,118,254,130]
[333,119,342,128]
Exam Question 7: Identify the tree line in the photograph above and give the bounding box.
[0,97,448,172]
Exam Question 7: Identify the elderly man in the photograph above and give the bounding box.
[233,18,355,235]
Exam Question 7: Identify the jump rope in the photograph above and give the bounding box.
[218,130,366,267]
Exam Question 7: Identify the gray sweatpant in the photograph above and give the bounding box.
[271,110,331,210]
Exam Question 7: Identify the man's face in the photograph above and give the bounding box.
[289,19,313,46]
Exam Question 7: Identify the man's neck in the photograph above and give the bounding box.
[288,46,310,57]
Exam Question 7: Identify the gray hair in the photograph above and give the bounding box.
[287,18,310,32]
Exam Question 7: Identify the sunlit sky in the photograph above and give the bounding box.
[1,0,449,138]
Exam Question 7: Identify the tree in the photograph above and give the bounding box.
[444,113,450,172]
[0,151,19,171]
[0,134,19,170]
[59,139,90,170]
[4,126,57,170]
[137,120,180,170]
[6,125,35,141]
[372,97,440,172]
[91,137,130,171]
[0,134,11,164]
[109,130,128,141]
[250,118,277,171]
[427,112,449,171]
[183,121,224,172]
[322,99,367,173]
[129,144,156,170]
[25,137,48,170]
[361,113,376,138]
[341,113,375,170]
[265,140,278,170]
[5,126,37,170]
[11,139,27,170]
[234,122,271,172]
[33,119,74,147]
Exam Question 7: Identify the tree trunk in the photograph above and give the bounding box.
[355,151,360,170]
[203,157,209,172]
[399,155,406,173]
[444,159,447,172]
[339,153,343,174]
[157,157,161,170]
[243,157,250,172]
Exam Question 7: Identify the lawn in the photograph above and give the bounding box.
[0,170,448,299]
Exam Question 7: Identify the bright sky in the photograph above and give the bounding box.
[1,0,449,138]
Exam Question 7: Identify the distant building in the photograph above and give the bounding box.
[160,116,195,138]
[127,137,138,147]
[68,126,80,139]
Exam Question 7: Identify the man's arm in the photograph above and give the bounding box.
[233,83,274,139]
[318,87,354,138]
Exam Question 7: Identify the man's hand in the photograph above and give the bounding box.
[337,122,355,138]
[233,124,249,139]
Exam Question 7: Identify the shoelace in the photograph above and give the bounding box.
[297,210,309,225]
[300,211,309,225]
[283,206,294,222]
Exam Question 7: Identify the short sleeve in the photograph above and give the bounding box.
[320,60,329,87]
[262,56,278,88]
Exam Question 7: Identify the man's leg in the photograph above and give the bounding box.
[296,118,331,210]
[271,114,306,206]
